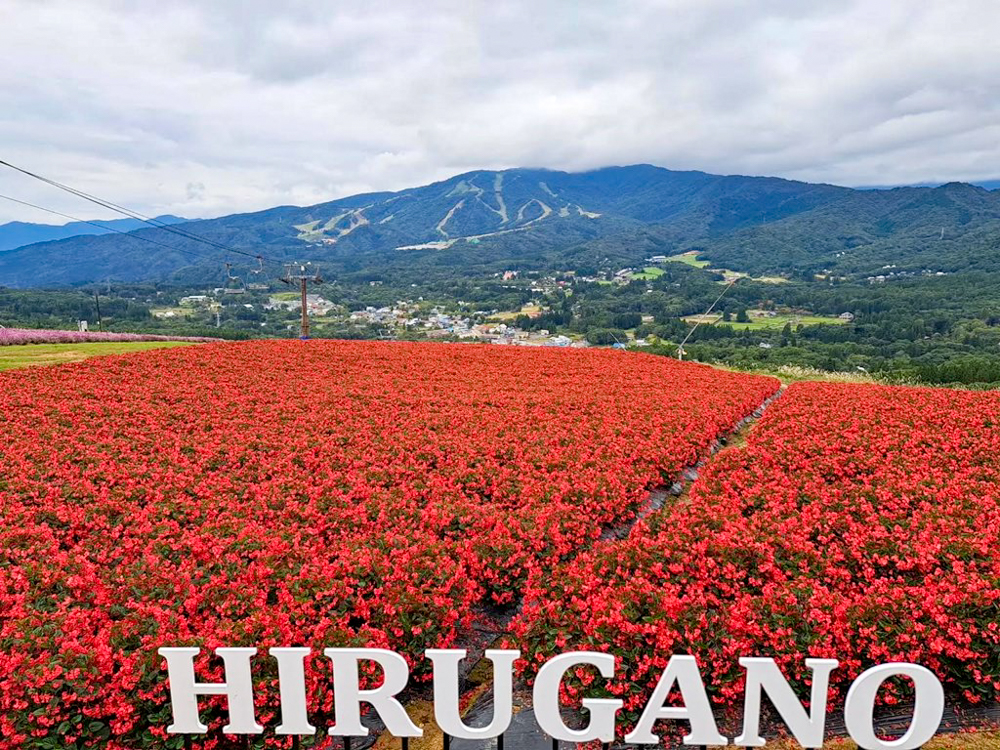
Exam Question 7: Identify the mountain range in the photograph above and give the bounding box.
[0,165,998,287]
[0,215,185,254]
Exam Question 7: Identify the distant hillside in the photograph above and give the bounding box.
[694,182,1000,276]
[0,164,998,287]
[0,215,186,253]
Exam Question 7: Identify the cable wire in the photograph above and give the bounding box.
[677,276,740,359]
[0,191,211,261]
[0,159,283,265]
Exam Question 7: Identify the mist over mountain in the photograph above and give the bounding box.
[1,165,998,288]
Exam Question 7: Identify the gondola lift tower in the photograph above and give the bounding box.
[280,262,323,340]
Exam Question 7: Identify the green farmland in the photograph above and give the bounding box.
[0,341,198,371]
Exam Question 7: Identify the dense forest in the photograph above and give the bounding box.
[4,256,1000,387]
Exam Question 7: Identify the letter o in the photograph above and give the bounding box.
[844,663,943,750]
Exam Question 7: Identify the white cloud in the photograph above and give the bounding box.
[1,0,999,223]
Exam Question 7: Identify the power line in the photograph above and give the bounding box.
[0,159,282,265]
[0,191,211,262]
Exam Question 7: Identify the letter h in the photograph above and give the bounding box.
[158,647,263,734]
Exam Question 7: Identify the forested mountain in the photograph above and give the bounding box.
[0,164,998,287]
[0,215,185,253]
[697,182,1000,276]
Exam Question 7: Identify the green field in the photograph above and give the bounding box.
[0,341,198,371]
[728,314,847,330]
[293,220,323,242]
[630,266,666,280]
[664,251,788,284]
[684,312,848,331]
[665,251,710,268]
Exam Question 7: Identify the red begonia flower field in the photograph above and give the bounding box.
[512,381,1000,724]
[0,340,779,748]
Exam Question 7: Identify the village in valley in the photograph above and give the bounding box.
[158,284,595,347]
[140,251,851,350]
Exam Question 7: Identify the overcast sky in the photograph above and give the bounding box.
[2,0,999,224]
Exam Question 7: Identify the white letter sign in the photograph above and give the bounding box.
[427,649,519,739]
[157,647,948,748]
[625,654,727,746]
[271,647,316,735]
[159,647,262,734]
[534,652,623,742]
[324,648,422,737]
[734,658,839,748]
[844,663,944,750]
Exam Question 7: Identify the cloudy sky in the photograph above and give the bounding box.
[1,0,999,224]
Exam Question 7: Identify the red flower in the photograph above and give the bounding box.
[0,340,777,748]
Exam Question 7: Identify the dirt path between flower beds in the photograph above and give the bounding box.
[371,386,790,750]
[375,381,1000,750]
[657,383,787,514]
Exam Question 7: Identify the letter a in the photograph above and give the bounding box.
[625,655,727,746]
